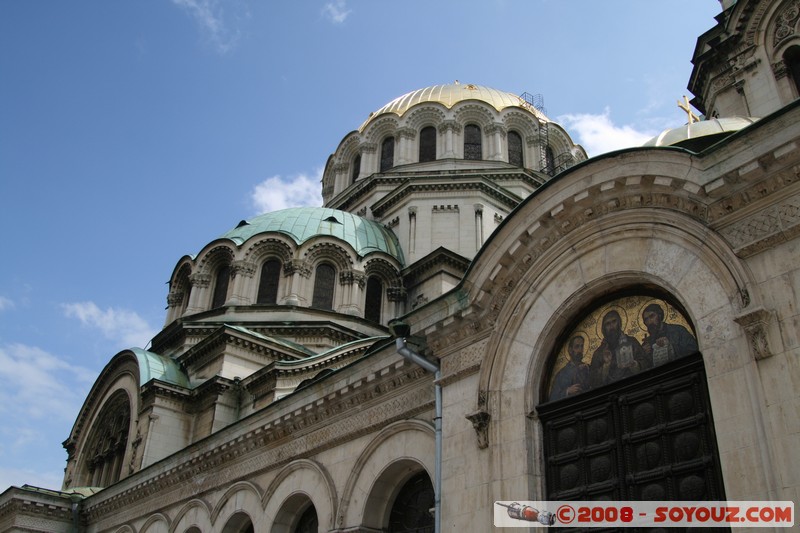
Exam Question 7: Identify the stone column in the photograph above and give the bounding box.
[440,121,460,158]
[284,259,311,306]
[186,273,211,314]
[228,260,256,305]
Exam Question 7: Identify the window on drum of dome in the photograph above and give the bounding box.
[784,46,800,96]
[545,145,555,176]
[351,154,361,183]
[257,259,281,304]
[419,126,436,162]
[380,137,395,172]
[464,124,482,160]
[211,264,230,309]
[312,264,336,310]
[364,276,383,323]
[508,130,523,167]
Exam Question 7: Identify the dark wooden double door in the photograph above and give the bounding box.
[538,354,728,532]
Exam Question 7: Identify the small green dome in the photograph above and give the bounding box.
[222,207,404,265]
[131,348,189,388]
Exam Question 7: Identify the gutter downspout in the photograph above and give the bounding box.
[395,336,441,533]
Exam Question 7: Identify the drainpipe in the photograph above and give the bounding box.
[391,321,441,533]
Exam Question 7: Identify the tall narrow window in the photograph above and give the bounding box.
[419,126,436,162]
[211,264,230,308]
[464,124,482,160]
[545,145,555,176]
[351,154,361,183]
[364,276,383,323]
[380,137,395,172]
[312,264,335,310]
[784,46,800,96]
[508,131,523,167]
[257,259,281,304]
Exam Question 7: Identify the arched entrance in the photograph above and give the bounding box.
[536,294,727,512]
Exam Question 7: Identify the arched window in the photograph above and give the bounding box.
[545,145,555,176]
[364,276,383,323]
[82,392,130,487]
[312,264,336,310]
[211,264,231,309]
[388,471,435,532]
[256,259,281,304]
[464,124,482,160]
[419,126,436,162]
[508,130,524,167]
[784,46,800,96]
[351,154,361,183]
[380,137,395,172]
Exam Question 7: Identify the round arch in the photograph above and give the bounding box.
[169,499,212,533]
[337,419,435,530]
[471,209,771,502]
[211,481,263,532]
[262,459,337,532]
[140,513,170,533]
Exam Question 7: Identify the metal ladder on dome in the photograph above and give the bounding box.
[519,92,552,176]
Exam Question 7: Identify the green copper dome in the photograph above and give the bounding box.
[222,207,404,265]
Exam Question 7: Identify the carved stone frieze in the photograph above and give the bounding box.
[773,0,800,47]
[440,337,488,384]
[717,192,800,256]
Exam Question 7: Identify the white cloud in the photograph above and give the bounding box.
[0,343,95,420]
[0,344,96,492]
[558,109,656,157]
[171,0,241,54]
[251,171,324,214]
[62,302,156,350]
[322,0,351,24]
[0,296,13,311]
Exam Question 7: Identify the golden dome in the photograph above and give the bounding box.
[360,83,547,131]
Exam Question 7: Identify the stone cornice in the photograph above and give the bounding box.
[80,360,431,526]
[402,248,471,285]
[0,489,75,530]
[328,168,544,213]
[371,179,525,217]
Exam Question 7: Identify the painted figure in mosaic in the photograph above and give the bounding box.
[590,310,651,388]
[640,303,698,366]
[550,335,590,400]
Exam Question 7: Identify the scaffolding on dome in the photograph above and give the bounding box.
[519,92,575,177]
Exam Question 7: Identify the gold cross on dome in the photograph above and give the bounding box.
[678,95,701,124]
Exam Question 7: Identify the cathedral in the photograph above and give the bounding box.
[2,0,800,531]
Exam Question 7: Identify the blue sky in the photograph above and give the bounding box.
[0,0,722,491]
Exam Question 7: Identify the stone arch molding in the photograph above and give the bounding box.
[169,499,212,533]
[261,458,337,532]
[337,419,435,530]
[211,481,263,531]
[464,212,762,494]
[140,513,170,533]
